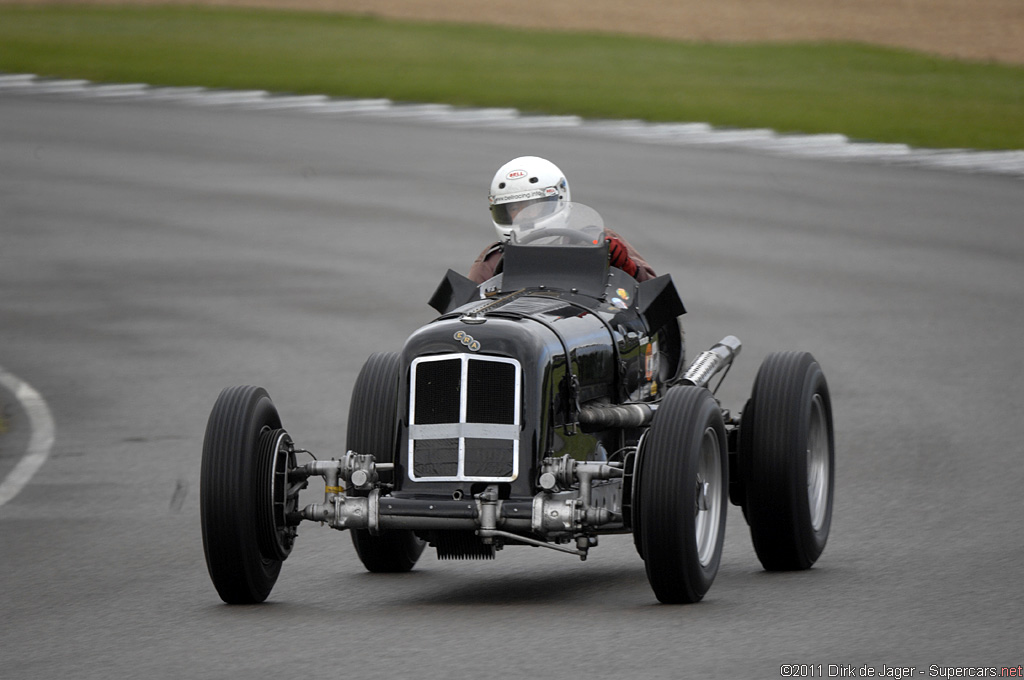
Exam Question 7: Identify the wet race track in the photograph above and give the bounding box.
[1,91,1022,679]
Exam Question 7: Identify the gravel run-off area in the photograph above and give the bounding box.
[4,0,1023,64]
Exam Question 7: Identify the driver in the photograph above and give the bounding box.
[468,156,656,284]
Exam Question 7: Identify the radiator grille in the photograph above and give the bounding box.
[467,360,516,424]
[464,438,515,478]
[409,353,520,482]
[411,438,459,478]
[414,359,462,424]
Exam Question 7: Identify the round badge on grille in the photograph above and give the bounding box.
[454,331,481,351]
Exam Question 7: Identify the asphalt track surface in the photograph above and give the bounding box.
[1,92,1022,679]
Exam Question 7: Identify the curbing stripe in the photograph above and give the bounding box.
[1,73,1022,177]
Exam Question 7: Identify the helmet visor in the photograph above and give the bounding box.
[490,196,559,226]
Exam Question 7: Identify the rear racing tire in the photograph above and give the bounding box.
[637,385,728,603]
[742,352,834,571]
[201,385,291,604]
[347,352,426,573]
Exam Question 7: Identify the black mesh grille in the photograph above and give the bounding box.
[412,438,459,478]
[464,438,515,478]
[466,360,516,424]
[414,359,461,424]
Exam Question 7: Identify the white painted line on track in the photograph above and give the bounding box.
[77,83,150,98]
[675,128,778,144]
[433,107,519,124]
[143,86,208,100]
[182,89,270,105]
[484,115,583,129]
[312,98,392,114]
[245,94,330,110]
[743,133,849,152]
[20,78,90,94]
[0,367,55,509]
[372,103,453,118]
[2,73,1022,178]
[0,74,36,87]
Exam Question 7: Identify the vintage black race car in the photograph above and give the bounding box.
[200,203,835,604]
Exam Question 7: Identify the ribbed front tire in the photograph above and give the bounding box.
[347,353,425,573]
[200,385,285,604]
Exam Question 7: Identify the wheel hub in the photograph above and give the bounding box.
[256,428,300,560]
[696,476,710,512]
[806,393,830,533]
[694,426,723,567]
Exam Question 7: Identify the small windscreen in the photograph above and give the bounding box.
[500,241,609,298]
[499,203,611,298]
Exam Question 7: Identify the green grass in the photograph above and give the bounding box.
[1,4,1023,149]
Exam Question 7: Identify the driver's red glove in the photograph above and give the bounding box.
[607,236,639,277]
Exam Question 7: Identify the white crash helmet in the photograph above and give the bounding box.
[488,156,571,243]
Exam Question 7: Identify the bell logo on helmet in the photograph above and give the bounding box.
[544,187,558,196]
[506,169,528,180]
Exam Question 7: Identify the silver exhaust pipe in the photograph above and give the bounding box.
[680,336,742,389]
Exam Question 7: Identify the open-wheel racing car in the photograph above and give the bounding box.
[200,203,835,604]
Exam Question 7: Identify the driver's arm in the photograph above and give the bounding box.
[605,229,656,282]
[469,242,503,284]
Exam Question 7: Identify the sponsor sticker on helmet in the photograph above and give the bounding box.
[492,189,546,204]
[544,187,558,196]
[506,169,528,180]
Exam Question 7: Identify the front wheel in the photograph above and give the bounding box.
[201,385,296,604]
[742,351,834,570]
[347,352,425,572]
[636,385,728,603]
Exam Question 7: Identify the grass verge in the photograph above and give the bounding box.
[1,4,1022,150]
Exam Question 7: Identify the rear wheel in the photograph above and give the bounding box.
[636,385,728,603]
[347,352,425,572]
[201,385,295,604]
[742,351,834,570]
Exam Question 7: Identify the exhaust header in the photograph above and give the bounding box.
[680,336,742,389]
